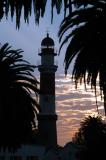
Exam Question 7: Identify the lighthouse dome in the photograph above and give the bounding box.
[41,33,54,46]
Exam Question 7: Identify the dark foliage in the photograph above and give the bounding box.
[0,43,39,150]
[59,0,106,114]
[0,0,72,28]
[72,116,106,160]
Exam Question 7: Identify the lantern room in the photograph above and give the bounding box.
[38,33,57,66]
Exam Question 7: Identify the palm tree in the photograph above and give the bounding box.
[72,116,106,160]
[0,43,39,150]
[0,0,72,28]
[58,0,106,114]
[73,116,106,145]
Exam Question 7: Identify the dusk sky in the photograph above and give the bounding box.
[0,2,105,146]
[0,2,68,74]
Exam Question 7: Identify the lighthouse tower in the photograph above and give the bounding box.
[38,33,58,147]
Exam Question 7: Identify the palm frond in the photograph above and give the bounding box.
[0,0,73,28]
[59,0,106,115]
[0,43,39,149]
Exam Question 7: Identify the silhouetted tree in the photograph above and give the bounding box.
[72,116,106,160]
[0,0,72,28]
[0,43,39,150]
[59,0,106,114]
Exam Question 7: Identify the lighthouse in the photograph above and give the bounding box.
[38,33,58,147]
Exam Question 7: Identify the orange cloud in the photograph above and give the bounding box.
[55,74,104,146]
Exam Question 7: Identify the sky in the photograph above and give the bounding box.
[0,2,105,146]
[56,74,104,146]
[0,2,69,74]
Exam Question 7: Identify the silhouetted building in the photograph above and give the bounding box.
[38,33,58,147]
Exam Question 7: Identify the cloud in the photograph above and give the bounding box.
[55,74,104,146]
